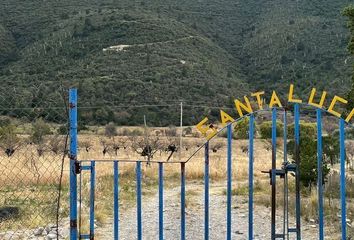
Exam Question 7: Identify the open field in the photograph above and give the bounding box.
[0,129,354,238]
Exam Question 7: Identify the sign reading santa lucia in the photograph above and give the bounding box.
[196,84,354,140]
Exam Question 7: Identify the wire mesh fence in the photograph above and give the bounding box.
[0,82,69,240]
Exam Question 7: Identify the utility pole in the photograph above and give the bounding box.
[179,102,183,161]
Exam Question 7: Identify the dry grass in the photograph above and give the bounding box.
[1,133,354,238]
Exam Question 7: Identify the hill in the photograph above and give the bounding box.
[0,0,352,125]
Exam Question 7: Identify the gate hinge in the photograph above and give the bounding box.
[70,220,77,228]
[69,103,76,109]
[75,161,81,174]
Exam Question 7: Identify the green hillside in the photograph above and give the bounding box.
[0,0,352,125]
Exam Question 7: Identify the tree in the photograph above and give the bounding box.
[288,137,330,188]
[343,6,354,111]
[0,124,21,157]
[31,118,51,144]
[105,122,117,138]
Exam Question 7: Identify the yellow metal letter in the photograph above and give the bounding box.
[269,91,283,108]
[196,117,217,140]
[251,91,265,110]
[345,108,354,123]
[288,84,302,103]
[308,88,327,108]
[328,96,348,118]
[234,96,253,117]
[220,110,235,126]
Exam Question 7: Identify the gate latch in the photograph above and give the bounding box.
[75,161,81,174]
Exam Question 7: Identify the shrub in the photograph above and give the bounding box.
[31,118,51,144]
[287,137,330,187]
[259,121,284,139]
[105,122,117,138]
[288,122,316,139]
[234,118,250,139]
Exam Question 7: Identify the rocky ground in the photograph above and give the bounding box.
[1,183,346,240]
[96,183,325,240]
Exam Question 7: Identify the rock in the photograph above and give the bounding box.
[46,233,57,240]
[309,218,316,223]
[34,227,44,236]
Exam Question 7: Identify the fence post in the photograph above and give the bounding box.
[90,161,96,239]
[136,161,142,240]
[249,115,254,240]
[69,88,78,240]
[181,162,186,240]
[316,109,324,240]
[158,162,164,240]
[204,141,210,240]
[294,103,301,240]
[113,161,119,240]
[226,124,232,240]
[339,119,346,240]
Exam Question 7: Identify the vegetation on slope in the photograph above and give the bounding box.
[0,0,353,125]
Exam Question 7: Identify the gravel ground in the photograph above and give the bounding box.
[96,183,324,240]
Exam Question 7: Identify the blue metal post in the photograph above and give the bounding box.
[136,162,142,240]
[339,119,346,240]
[114,161,119,240]
[316,110,324,240]
[89,161,96,239]
[158,163,164,240]
[294,104,301,240]
[271,108,277,240]
[69,88,78,240]
[226,124,232,240]
[204,142,210,240]
[181,163,186,240]
[283,110,289,239]
[249,115,254,240]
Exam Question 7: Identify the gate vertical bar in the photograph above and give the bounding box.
[159,163,164,240]
[113,161,119,240]
[283,109,289,240]
[248,115,254,240]
[271,108,277,240]
[90,161,96,239]
[316,109,324,240]
[204,142,210,240]
[181,162,186,240]
[339,119,346,240]
[136,161,142,240]
[69,88,78,240]
[226,124,232,240]
[294,103,301,240]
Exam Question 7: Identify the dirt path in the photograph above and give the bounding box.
[96,183,324,240]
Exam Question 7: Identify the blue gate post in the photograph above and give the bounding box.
[90,161,96,239]
[294,103,301,240]
[248,114,254,240]
[204,142,210,240]
[226,124,232,240]
[113,161,119,240]
[181,162,186,240]
[316,109,324,240]
[158,162,164,240]
[271,108,277,240]
[136,161,142,240]
[69,88,78,240]
[339,119,347,240]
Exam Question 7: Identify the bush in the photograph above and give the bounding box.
[287,137,330,187]
[288,122,316,139]
[233,118,252,139]
[31,118,51,144]
[105,122,117,138]
[259,121,284,139]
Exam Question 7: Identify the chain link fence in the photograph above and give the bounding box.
[0,82,69,240]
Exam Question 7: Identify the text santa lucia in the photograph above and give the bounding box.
[196,84,354,140]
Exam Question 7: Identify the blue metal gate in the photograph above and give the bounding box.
[68,88,351,240]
